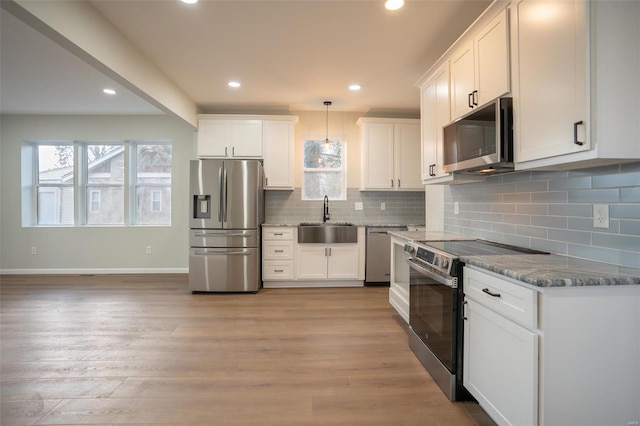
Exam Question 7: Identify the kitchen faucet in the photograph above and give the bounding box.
[323,195,330,223]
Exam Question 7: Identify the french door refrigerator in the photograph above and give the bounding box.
[189,159,264,292]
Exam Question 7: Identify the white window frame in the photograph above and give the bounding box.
[22,140,172,227]
[302,137,347,201]
[89,190,101,213]
[151,190,162,212]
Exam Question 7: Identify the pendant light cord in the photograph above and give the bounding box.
[324,101,331,144]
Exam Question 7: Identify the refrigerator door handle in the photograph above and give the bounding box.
[223,167,228,223]
[194,231,252,237]
[194,249,251,256]
[218,164,224,222]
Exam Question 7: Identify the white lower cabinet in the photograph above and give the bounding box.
[389,235,410,323]
[464,298,538,426]
[296,245,359,280]
[263,226,365,288]
[463,266,640,426]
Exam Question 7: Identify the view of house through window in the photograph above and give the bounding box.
[28,141,172,226]
[302,139,346,200]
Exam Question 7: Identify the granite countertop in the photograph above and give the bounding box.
[461,254,640,287]
[262,223,425,228]
[388,230,471,242]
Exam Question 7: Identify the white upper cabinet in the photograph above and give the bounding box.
[451,8,510,120]
[197,116,263,158]
[263,117,297,190]
[420,62,452,182]
[358,118,422,191]
[514,0,640,169]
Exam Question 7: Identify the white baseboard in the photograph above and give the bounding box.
[0,268,189,275]
[263,280,364,288]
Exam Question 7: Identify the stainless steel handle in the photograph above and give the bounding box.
[194,231,251,237]
[407,259,457,288]
[482,288,501,298]
[218,165,224,222]
[194,250,251,256]
[223,167,228,222]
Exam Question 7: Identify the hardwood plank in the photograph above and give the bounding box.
[0,274,493,425]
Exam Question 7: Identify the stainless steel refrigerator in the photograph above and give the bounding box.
[189,159,264,293]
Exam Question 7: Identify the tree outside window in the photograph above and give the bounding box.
[302,140,346,200]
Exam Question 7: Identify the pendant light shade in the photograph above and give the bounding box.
[324,101,332,144]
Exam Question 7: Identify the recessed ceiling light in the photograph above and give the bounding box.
[349,84,362,91]
[103,88,116,95]
[385,0,404,11]
[228,81,241,88]
[181,0,198,4]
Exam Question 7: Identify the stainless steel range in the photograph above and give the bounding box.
[404,239,546,401]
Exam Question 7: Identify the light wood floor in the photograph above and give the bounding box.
[1,274,494,425]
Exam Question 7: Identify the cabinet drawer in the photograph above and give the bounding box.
[464,266,537,329]
[263,228,294,240]
[263,261,294,280]
[263,241,293,259]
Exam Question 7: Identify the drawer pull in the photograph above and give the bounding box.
[482,288,501,298]
[274,250,284,253]
[274,269,284,273]
[274,233,283,236]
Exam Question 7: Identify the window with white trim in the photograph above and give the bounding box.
[23,140,172,226]
[302,139,346,200]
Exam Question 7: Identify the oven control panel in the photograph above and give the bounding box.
[405,243,455,276]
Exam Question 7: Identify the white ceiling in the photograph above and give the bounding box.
[1,0,491,116]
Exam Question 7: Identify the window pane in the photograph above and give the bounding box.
[87,145,124,184]
[86,187,124,225]
[37,187,74,225]
[136,186,171,225]
[38,145,74,183]
[303,140,342,168]
[303,171,343,200]
[137,145,172,183]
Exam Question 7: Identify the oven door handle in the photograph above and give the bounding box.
[407,259,457,288]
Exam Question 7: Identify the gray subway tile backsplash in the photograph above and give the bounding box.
[265,188,425,225]
[445,162,640,267]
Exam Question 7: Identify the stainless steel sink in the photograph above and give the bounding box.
[298,223,357,243]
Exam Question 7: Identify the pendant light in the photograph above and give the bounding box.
[324,101,332,144]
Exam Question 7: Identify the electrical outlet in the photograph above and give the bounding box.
[355,202,363,211]
[454,202,460,215]
[145,246,152,255]
[593,204,609,229]
[31,247,37,255]
[380,202,386,211]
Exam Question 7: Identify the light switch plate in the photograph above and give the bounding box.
[355,202,363,211]
[454,202,460,215]
[381,202,386,211]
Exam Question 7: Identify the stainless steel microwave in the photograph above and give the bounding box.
[443,97,513,174]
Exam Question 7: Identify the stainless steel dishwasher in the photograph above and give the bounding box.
[365,226,408,285]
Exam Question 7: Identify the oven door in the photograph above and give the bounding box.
[408,259,459,373]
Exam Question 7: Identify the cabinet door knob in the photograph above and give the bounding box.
[574,121,585,146]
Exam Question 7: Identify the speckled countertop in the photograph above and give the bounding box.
[461,254,640,287]
[262,223,425,228]
[388,231,640,288]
